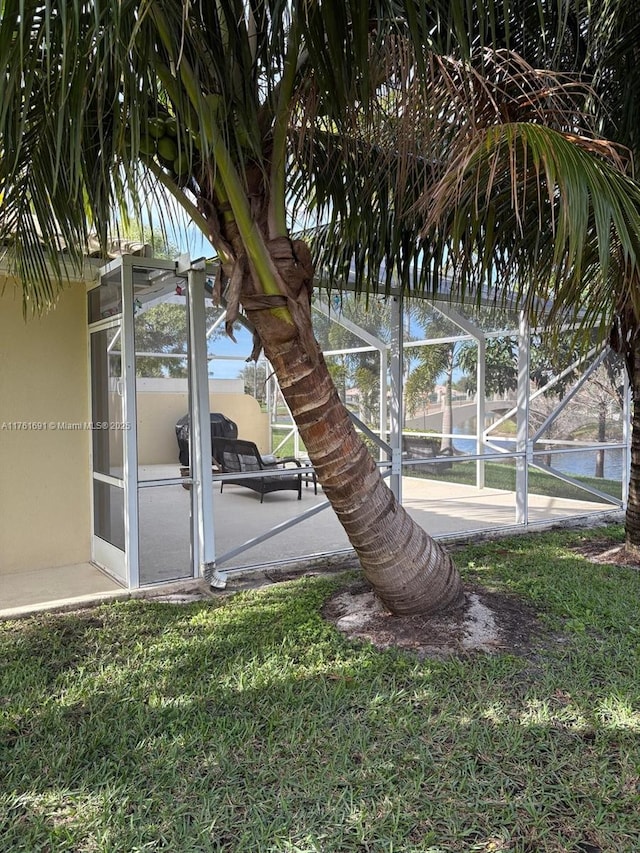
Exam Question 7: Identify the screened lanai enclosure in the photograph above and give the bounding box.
[88,254,628,590]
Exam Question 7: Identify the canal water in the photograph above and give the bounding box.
[453,434,626,481]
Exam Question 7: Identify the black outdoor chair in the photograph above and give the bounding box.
[211,437,304,502]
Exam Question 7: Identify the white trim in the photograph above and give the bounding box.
[187,261,217,581]
[92,534,127,584]
[92,472,124,487]
[516,312,530,524]
[389,293,403,500]
[121,258,140,588]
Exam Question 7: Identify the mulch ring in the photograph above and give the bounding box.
[322,578,548,660]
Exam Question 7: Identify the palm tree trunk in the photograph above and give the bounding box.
[624,336,640,559]
[237,242,464,616]
[268,336,463,615]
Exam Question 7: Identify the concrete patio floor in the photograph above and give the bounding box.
[1,471,620,619]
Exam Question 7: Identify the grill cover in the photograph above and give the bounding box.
[175,412,238,466]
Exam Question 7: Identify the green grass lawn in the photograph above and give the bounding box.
[407,459,623,503]
[1,526,639,852]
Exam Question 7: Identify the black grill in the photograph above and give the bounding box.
[175,412,238,466]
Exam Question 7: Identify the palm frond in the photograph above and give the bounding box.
[422,120,640,327]
[293,44,640,324]
[2,0,640,336]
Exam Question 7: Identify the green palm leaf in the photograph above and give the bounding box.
[422,120,640,328]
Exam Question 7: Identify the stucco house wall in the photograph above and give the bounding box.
[136,379,269,464]
[0,280,92,575]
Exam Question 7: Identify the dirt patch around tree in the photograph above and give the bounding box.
[323,578,547,660]
[569,534,640,569]
[223,551,552,660]
[319,530,639,660]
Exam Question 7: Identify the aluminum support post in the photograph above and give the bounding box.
[183,257,226,589]
[623,365,631,510]
[121,257,140,588]
[476,335,486,489]
[389,293,404,500]
[379,347,388,462]
[516,311,530,524]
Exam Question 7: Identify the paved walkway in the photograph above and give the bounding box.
[1,472,620,618]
